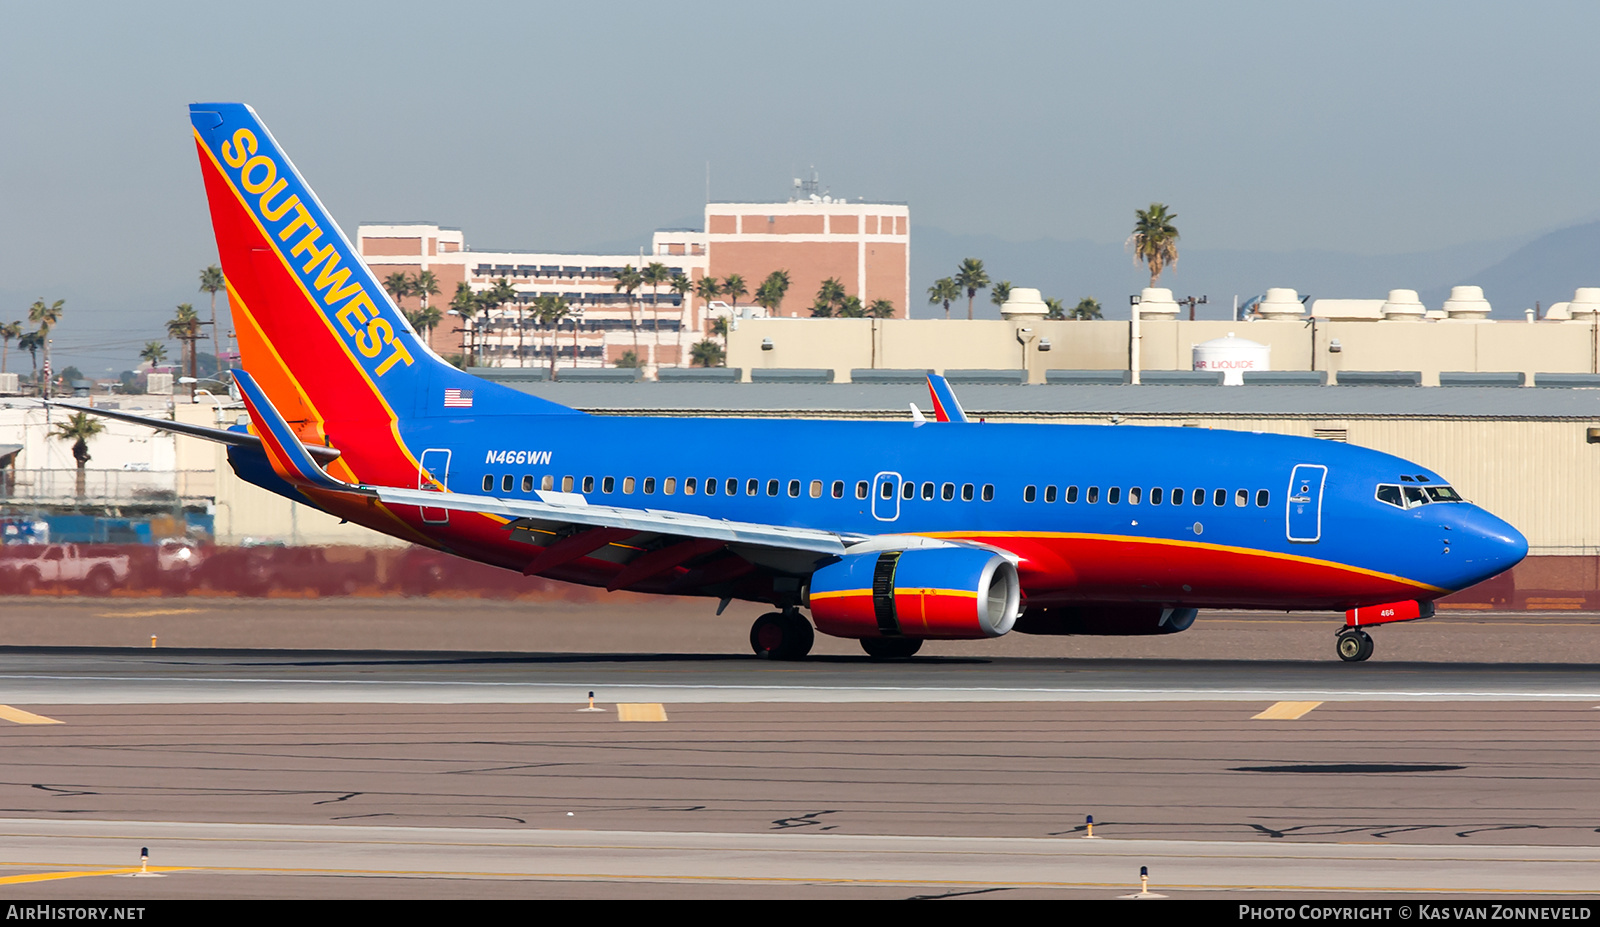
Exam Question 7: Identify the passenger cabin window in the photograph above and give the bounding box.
[1129,487,1142,505]
[1151,487,1163,505]
[788,479,801,497]
[1087,486,1099,504]
[684,477,697,495]
[832,480,844,499]
[922,481,935,500]
[961,483,975,502]
[1192,488,1205,505]
[880,481,895,499]
[623,477,635,494]
[1024,485,1037,503]
[1171,487,1182,505]
[703,477,715,495]
[603,476,615,493]
[856,481,869,499]
[942,483,955,501]
[522,475,534,492]
[767,479,780,497]
[542,475,554,491]
[663,477,676,495]
[748,479,760,496]
[1213,488,1227,507]
[643,477,656,494]
[1256,489,1269,507]
[562,476,574,492]
[1066,486,1079,503]
[583,476,594,493]
[502,474,514,492]
[981,484,994,502]
[482,475,493,492]
[1045,485,1057,503]
[811,480,823,499]
[727,478,740,495]
[1235,489,1247,507]
[902,481,915,500]
[1107,487,1121,504]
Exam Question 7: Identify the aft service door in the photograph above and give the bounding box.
[1286,463,1327,543]
[872,471,902,522]
[419,448,451,524]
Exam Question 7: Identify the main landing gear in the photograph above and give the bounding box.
[1335,628,1374,663]
[750,610,814,660]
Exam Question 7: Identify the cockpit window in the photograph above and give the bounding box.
[1377,482,1463,509]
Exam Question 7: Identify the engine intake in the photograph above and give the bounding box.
[808,547,1020,639]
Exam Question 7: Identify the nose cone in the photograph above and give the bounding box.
[1439,506,1528,591]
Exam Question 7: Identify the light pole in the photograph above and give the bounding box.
[1129,294,1142,386]
[1180,295,1208,321]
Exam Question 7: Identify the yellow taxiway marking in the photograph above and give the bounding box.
[617,703,668,722]
[94,607,204,618]
[1253,701,1323,721]
[0,706,63,725]
[0,867,188,884]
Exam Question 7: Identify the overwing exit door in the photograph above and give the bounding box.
[871,471,902,522]
[1286,463,1327,543]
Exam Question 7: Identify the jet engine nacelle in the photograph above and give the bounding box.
[807,547,1020,640]
[1014,604,1199,636]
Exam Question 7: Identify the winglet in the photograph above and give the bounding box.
[926,374,970,424]
[233,369,370,495]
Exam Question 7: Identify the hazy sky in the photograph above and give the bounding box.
[3,1,1599,372]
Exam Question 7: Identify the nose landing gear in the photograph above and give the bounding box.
[750,610,815,660]
[1335,628,1374,662]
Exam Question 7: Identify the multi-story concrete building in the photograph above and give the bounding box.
[356,194,909,375]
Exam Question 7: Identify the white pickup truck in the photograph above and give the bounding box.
[0,544,132,595]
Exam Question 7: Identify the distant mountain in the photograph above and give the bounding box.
[1418,221,1600,315]
[910,226,1540,321]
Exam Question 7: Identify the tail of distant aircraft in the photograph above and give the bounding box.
[188,103,573,486]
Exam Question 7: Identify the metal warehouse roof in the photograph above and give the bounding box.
[494,382,1600,420]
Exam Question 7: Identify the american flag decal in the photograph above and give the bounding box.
[443,388,474,408]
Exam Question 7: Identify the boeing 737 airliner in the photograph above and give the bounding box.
[67,103,1530,662]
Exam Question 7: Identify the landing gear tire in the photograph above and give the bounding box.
[750,611,814,660]
[1336,629,1374,662]
[861,637,923,660]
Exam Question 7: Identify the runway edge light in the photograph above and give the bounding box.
[1083,814,1098,839]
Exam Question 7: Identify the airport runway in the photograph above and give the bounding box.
[0,599,1596,898]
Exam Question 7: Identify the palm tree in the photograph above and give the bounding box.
[614,350,641,369]
[1070,297,1104,320]
[815,277,846,315]
[1044,298,1066,320]
[1128,203,1180,286]
[18,331,42,387]
[411,271,440,311]
[954,259,989,320]
[837,296,865,318]
[668,273,694,369]
[199,264,226,371]
[758,270,791,315]
[722,274,748,317]
[867,299,896,319]
[166,303,203,397]
[450,282,479,363]
[927,277,959,319]
[139,341,168,368]
[51,412,104,498]
[28,298,64,397]
[475,279,516,367]
[695,275,720,321]
[535,295,570,377]
[642,262,670,361]
[809,297,835,318]
[0,321,20,374]
[710,316,729,346]
[404,306,441,339]
[989,281,1012,314]
[612,265,643,357]
[690,339,725,368]
[382,272,413,308]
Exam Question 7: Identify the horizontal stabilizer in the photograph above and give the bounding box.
[42,399,341,464]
